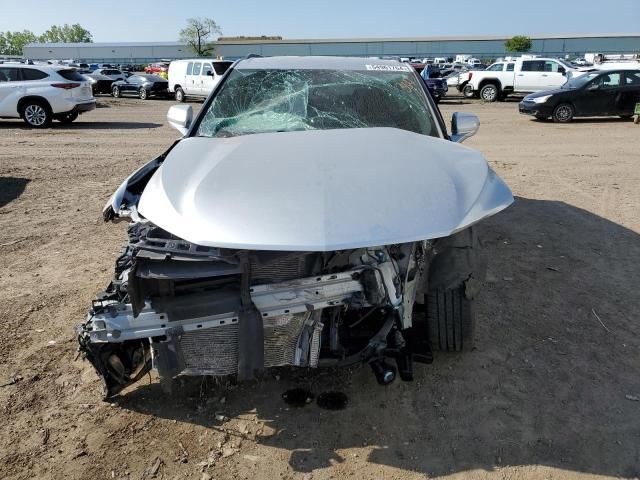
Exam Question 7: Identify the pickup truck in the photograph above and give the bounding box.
[466,58,585,102]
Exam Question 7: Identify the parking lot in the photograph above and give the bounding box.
[1,94,639,480]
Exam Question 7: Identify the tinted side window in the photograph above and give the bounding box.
[624,72,640,85]
[0,68,20,82]
[186,62,193,75]
[57,69,86,81]
[202,63,213,76]
[506,63,515,71]
[213,62,232,75]
[486,63,504,71]
[598,73,621,89]
[522,61,544,72]
[192,63,202,75]
[21,68,49,81]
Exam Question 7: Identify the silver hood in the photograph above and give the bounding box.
[138,127,513,251]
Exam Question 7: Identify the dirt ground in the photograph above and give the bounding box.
[1,92,639,480]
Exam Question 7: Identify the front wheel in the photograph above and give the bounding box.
[112,85,121,98]
[21,101,52,128]
[139,88,148,100]
[427,286,475,352]
[57,112,79,124]
[480,84,499,102]
[175,87,185,102]
[553,103,574,123]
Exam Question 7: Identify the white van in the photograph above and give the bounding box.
[168,59,233,101]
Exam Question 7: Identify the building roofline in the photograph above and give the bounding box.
[24,33,640,49]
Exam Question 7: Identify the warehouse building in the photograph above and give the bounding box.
[23,33,640,64]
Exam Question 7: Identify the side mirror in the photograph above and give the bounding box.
[450,112,479,143]
[167,105,193,136]
[206,70,214,76]
[559,67,566,75]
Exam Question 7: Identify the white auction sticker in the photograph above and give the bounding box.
[365,64,412,72]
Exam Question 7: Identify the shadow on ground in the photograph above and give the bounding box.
[0,177,29,208]
[116,196,640,478]
[0,120,162,130]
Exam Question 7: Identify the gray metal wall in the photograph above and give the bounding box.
[23,36,640,63]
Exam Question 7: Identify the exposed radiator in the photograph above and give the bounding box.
[250,254,309,284]
[179,312,320,376]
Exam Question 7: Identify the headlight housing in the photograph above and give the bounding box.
[531,95,552,104]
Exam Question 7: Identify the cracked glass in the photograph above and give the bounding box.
[196,69,439,138]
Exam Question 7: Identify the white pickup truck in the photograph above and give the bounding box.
[466,58,585,101]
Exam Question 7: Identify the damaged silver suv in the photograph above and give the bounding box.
[78,56,513,398]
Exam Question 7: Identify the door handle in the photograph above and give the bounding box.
[517,74,524,76]
[541,74,548,77]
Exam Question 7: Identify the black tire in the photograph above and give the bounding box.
[480,83,499,102]
[619,114,633,119]
[57,112,79,124]
[112,85,121,98]
[534,113,548,121]
[139,88,148,100]
[20,100,52,128]
[462,84,475,98]
[175,87,185,102]
[427,286,474,352]
[553,103,574,123]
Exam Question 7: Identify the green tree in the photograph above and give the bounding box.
[504,35,532,53]
[180,17,222,56]
[0,30,38,55]
[39,24,93,43]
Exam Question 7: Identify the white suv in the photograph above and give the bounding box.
[0,64,96,127]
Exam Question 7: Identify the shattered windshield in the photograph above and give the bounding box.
[196,68,439,138]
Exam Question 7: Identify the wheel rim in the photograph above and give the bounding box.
[140,89,147,99]
[556,105,572,121]
[24,104,47,126]
[482,86,496,101]
[113,87,119,97]
[177,90,183,101]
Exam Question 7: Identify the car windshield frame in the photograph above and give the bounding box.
[193,66,443,139]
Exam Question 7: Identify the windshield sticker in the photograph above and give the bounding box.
[365,64,412,72]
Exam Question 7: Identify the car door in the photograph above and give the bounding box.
[517,60,545,91]
[540,60,567,89]
[618,71,640,115]
[574,72,621,115]
[200,62,215,97]
[122,76,140,95]
[187,62,201,95]
[0,67,23,116]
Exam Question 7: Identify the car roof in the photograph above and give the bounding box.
[235,55,411,71]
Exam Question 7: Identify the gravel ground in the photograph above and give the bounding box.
[1,93,639,480]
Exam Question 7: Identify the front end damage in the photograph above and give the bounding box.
[77,219,440,398]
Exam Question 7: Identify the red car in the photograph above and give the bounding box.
[144,62,170,74]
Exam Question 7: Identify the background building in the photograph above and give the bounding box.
[23,33,640,64]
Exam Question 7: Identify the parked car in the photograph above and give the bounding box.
[419,66,448,102]
[93,68,126,82]
[111,74,169,99]
[77,56,513,399]
[519,69,640,122]
[144,62,170,74]
[168,59,233,101]
[466,58,590,101]
[0,64,95,127]
[84,72,115,95]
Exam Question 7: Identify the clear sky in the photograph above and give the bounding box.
[1,0,639,41]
